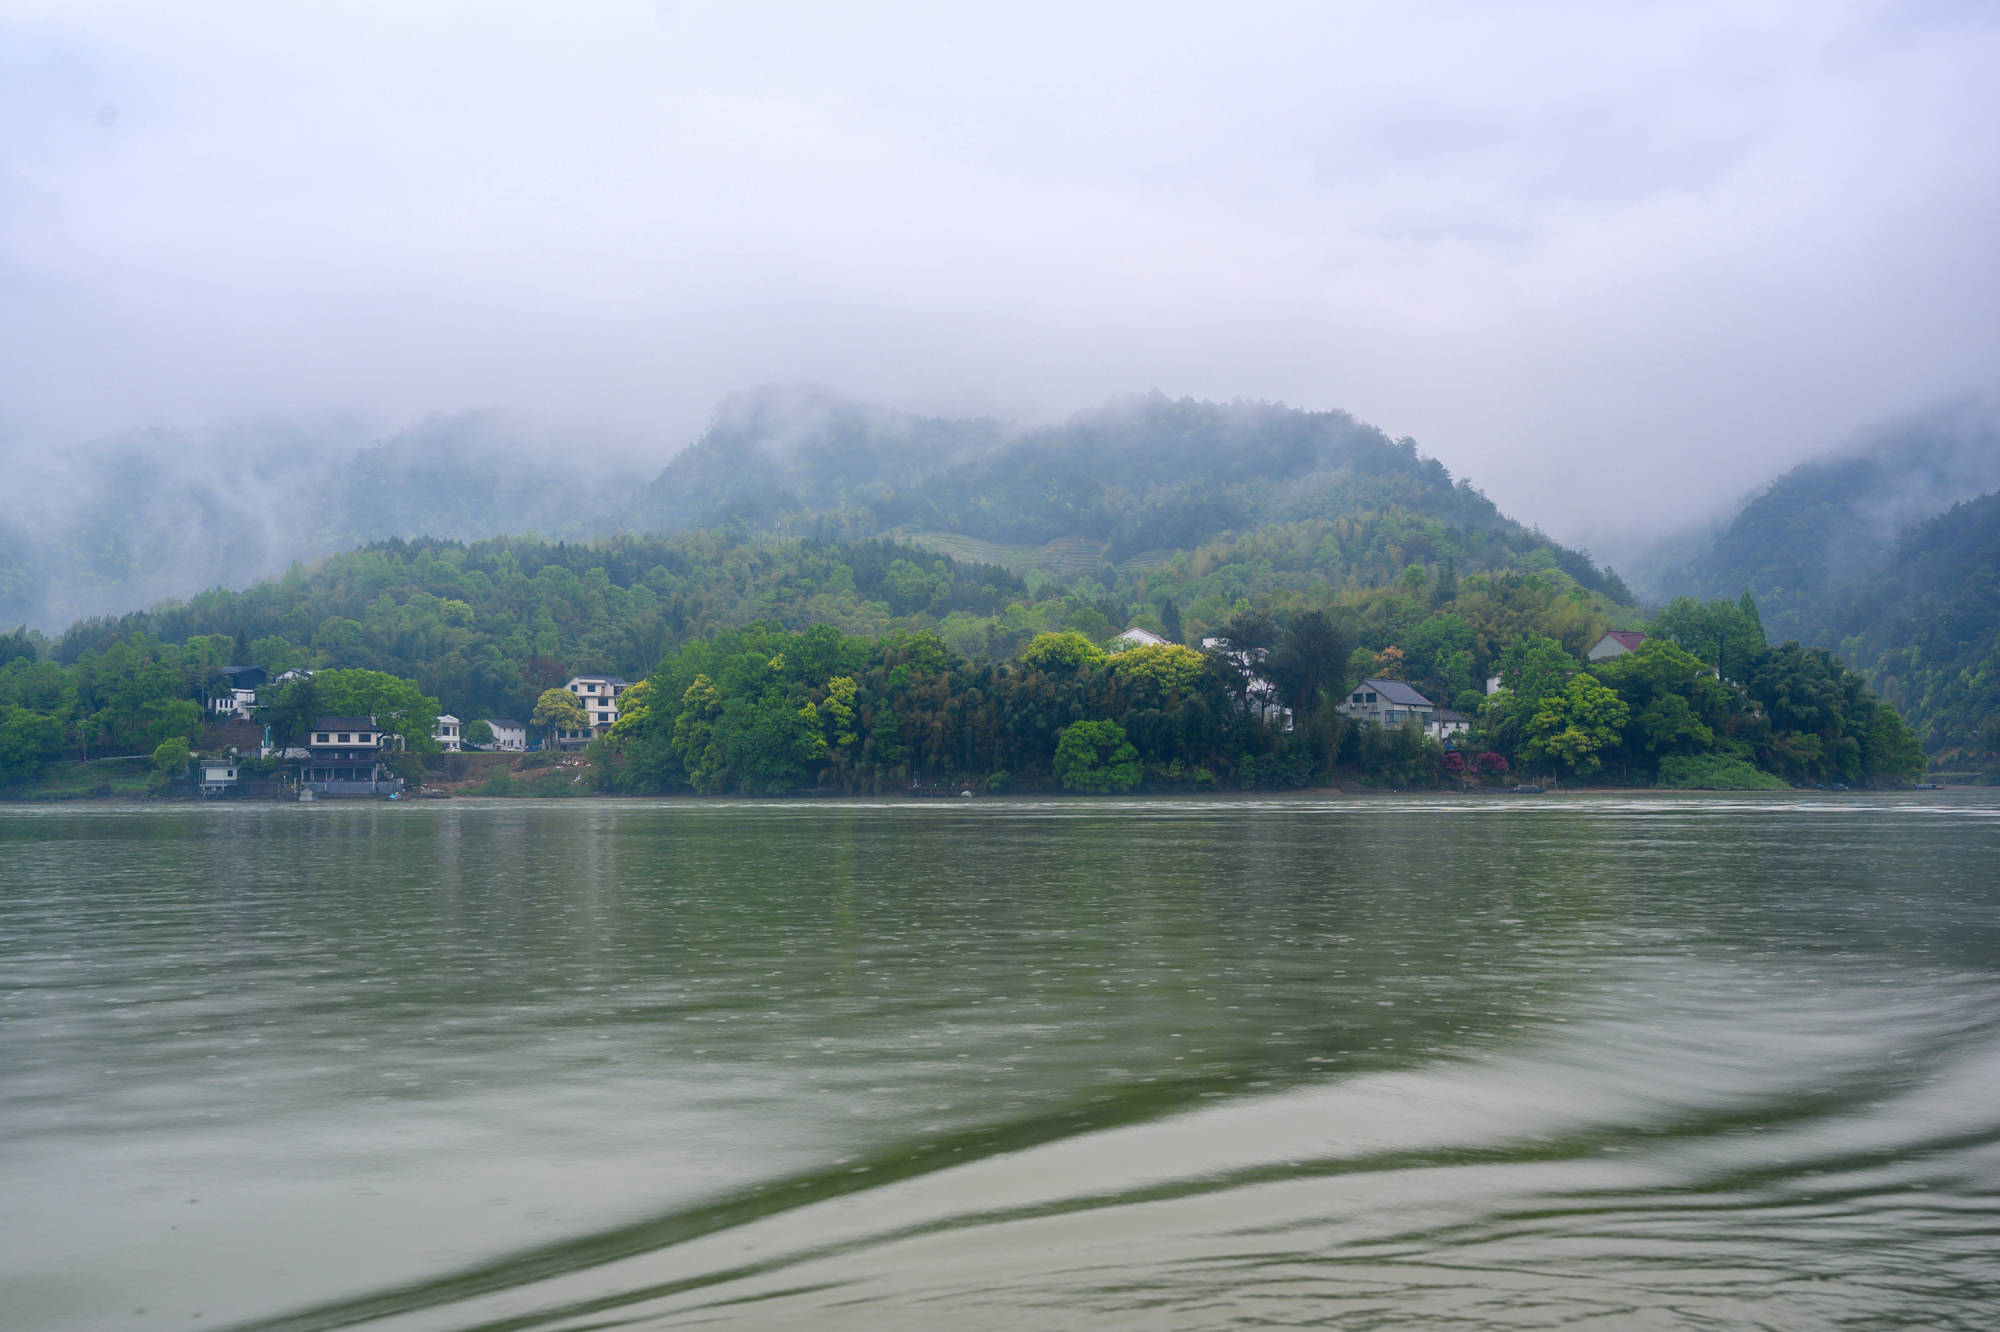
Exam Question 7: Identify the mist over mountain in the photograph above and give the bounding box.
[1628,402,2000,637]
[1,388,1636,632]
[1830,490,2000,770]
[1629,401,2000,768]
[631,385,1011,534]
[0,413,648,630]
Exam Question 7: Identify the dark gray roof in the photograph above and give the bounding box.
[313,716,378,731]
[1359,678,1433,707]
[484,718,525,729]
[1439,707,1472,723]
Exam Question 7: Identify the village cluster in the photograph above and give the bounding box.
[194,672,629,799]
[1104,625,1663,744]
[189,627,1656,800]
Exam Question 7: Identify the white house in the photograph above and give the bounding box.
[208,688,258,720]
[433,714,462,752]
[1111,626,1172,649]
[1432,707,1473,743]
[1338,678,1437,730]
[208,665,267,720]
[197,758,239,796]
[1587,630,1646,662]
[483,719,527,752]
[564,675,630,741]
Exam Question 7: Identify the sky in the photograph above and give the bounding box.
[3,0,1997,559]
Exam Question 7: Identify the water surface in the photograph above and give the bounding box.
[4,794,1997,1329]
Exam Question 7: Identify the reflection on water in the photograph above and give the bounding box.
[2,795,1997,1329]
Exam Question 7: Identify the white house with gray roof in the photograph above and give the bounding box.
[1338,678,1437,730]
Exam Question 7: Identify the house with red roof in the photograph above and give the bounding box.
[1586,630,1647,662]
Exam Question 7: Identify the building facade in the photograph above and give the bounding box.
[483,719,527,752]
[1337,678,1437,730]
[559,675,629,746]
[298,716,403,797]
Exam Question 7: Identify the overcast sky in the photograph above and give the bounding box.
[4,1,1996,556]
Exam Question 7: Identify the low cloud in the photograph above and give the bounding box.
[3,1,1996,555]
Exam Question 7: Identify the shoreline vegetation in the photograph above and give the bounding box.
[0,584,1933,802]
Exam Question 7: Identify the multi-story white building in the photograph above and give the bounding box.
[564,675,629,737]
[433,714,463,752]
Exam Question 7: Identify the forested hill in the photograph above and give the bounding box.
[1630,403,2000,643]
[638,391,1633,604]
[2,388,1629,630]
[1629,402,2000,773]
[1831,491,2000,772]
[629,385,1009,533]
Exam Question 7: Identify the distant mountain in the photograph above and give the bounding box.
[1631,401,2000,772]
[1832,490,2000,772]
[0,414,646,629]
[1628,402,2000,641]
[634,390,1634,602]
[631,384,1009,533]
[1,387,1636,631]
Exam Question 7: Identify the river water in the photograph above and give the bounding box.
[3,794,1997,1330]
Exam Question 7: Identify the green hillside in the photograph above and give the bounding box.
[1832,492,2000,774]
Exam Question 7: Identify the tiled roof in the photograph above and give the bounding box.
[1601,630,1647,650]
[313,716,377,731]
[1359,678,1434,707]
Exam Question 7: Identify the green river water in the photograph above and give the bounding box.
[3,793,1997,1329]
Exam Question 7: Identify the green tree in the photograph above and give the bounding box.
[1593,639,1732,779]
[1479,633,1575,760]
[532,686,590,737]
[0,707,64,785]
[152,735,191,775]
[1522,672,1629,778]
[1268,609,1352,719]
[1052,719,1142,793]
[1020,631,1104,672]
[312,669,443,752]
[463,718,495,747]
[1651,595,1767,681]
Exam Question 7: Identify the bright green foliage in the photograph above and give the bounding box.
[1656,755,1790,790]
[1020,631,1104,672]
[151,735,191,775]
[462,718,494,747]
[1107,643,1207,695]
[531,687,589,734]
[1522,672,1629,778]
[0,706,63,785]
[1052,720,1142,793]
[1479,634,1576,758]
